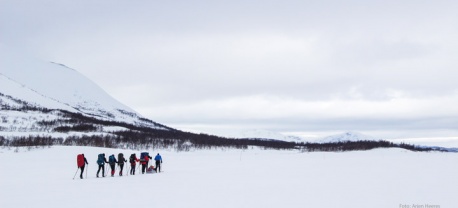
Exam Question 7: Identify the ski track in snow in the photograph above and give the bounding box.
[1,146,457,208]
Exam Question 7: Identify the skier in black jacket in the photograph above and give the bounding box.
[118,153,127,176]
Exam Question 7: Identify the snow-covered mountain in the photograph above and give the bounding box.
[0,56,169,137]
[317,131,378,143]
[219,129,305,142]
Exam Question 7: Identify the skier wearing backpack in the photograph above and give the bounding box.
[129,153,139,175]
[154,153,163,173]
[117,153,127,176]
[108,154,118,177]
[140,153,152,174]
[96,153,109,178]
[77,154,88,179]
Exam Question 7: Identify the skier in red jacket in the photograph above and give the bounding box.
[129,153,140,175]
[77,154,88,179]
[141,154,152,174]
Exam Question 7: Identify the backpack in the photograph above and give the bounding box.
[140,152,149,162]
[118,153,124,164]
[129,154,135,163]
[109,155,115,163]
[97,154,105,165]
[77,154,85,167]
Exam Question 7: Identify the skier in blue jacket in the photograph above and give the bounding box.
[154,153,163,173]
[108,154,118,177]
[96,153,109,178]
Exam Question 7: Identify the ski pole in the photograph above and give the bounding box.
[85,164,88,179]
[73,167,79,180]
[137,164,140,174]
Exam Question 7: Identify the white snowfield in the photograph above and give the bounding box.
[1,146,456,208]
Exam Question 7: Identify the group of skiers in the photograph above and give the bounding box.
[76,152,163,179]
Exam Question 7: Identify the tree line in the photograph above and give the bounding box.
[0,92,442,152]
[0,133,440,152]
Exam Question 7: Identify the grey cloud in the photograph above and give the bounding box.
[2,0,458,138]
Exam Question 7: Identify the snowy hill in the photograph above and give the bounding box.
[317,132,377,143]
[0,56,169,137]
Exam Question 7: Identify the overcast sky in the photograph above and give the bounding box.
[1,0,458,139]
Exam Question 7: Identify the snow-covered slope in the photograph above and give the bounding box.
[317,131,377,143]
[0,55,168,136]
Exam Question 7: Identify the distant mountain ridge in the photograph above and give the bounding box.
[318,132,377,143]
[223,129,380,144]
[231,129,305,142]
